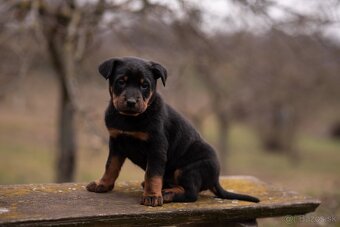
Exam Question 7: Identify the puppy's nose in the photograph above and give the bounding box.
[126,98,137,108]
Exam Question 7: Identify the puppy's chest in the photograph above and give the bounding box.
[108,128,150,151]
[108,128,149,141]
[109,129,149,168]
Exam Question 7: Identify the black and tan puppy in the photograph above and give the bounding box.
[86,57,260,206]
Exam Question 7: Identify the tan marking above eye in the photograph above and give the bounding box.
[123,76,128,81]
[140,78,145,84]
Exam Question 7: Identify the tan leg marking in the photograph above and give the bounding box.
[141,175,163,206]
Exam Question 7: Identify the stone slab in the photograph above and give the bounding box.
[0,176,320,226]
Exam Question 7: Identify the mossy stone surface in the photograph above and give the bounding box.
[0,176,320,226]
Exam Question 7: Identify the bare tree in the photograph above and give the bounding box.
[8,0,108,182]
[2,0,339,180]
[5,0,183,182]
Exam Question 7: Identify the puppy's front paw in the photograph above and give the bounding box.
[140,195,163,207]
[86,181,114,193]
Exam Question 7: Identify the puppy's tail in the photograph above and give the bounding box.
[211,182,260,203]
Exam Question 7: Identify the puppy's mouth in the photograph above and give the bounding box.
[118,109,142,116]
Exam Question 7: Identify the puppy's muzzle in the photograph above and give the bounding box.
[116,95,144,116]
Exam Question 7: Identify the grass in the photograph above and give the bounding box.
[0,136,54,184]
[224,124,340,227]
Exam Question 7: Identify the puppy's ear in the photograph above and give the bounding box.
[98,58,122,80]
[150,62,167,86]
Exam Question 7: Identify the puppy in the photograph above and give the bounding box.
[86,57,260,206]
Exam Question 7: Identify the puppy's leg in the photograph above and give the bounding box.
[163,168,201,203]
[162,186,186,202]
[87,139,126,193]
[162,169,185,202]
[141,148,167,206]
[141,175,163,206]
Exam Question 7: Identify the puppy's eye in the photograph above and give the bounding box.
[117,79,126,86]
[141,82,149,89]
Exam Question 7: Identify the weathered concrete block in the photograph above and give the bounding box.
[0,176,320,226]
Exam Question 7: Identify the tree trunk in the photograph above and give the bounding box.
[330,122,340,139]
[56,43,77,183]
[262,103,293,153]
[263,105,285,152]
[216,113,229,175]
[56,90,76,182]
[195,60,230,174]
[46,36,77,182]
[260,103,300,164]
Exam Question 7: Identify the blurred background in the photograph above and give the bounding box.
[0,0,339,226]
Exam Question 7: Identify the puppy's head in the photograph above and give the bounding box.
[98,57,167,116]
